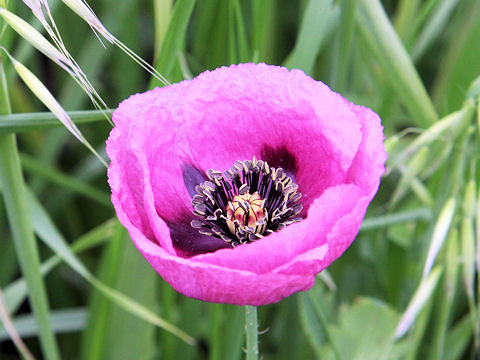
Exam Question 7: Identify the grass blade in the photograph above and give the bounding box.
[0,288,36,360]
[19,152,111,207]
[357,0,438,127]
[284,0,337,74]
[423,198,456,278]
[0,109,109,134]
[3,219,115,315]
[412,0,459,61]
[395,266,443,338]
[0,308,87,341]
[360,208,432,231]
[82,224,157,360]
[0,56,60,360]
[26,188,196,345]
[252,0,274,62]
[330,0,356,90]
[150,0,196,87]
[153,0,173,61]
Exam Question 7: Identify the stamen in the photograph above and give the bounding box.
[191,158,303,246]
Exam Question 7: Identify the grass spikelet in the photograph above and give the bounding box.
[0,7,71,73]
[17,0,113,126]
[61,0,114,43]
[3,50,107,167]
[60,0,170,85]
[22,0,50,27]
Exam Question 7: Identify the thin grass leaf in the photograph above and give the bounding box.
[101,243,157,360]
[305,290,341,360]
[427,228,459,360]
[461,217,479,348]
[330,0,356,90]
[222,306,244,360]
[423,198,456,278]
[360,208,432,230]
[393,0,420,44]
[318,271,337,292]
[0,308,86,341]
[0,110,108,134]
[404,297,434,360]
[227,0,236,64]
[25,188,196,345]
[178,52,193,80]
[395,266,443,338]
[390,146,430,208]
[476,176,480,318]
[284,0,338,74]
[444,305,480,360]
[80,223,125,360]
[20,152,111,207]
[3,219,115,315]
[232,0,249,63]
[82,224,157,360]
[299,293,327,358]
[0,56,60,360]
[412,0,460,61]
[431,0,480,114]
[150,0,196,87]
[252,0,274,62]
[466,75,480,103]
[357,0,438,127]
[0,288,36,360]
[462,181,476,291]
[209,304,223,360]
[388,104,474,172]
[153,0,173,61]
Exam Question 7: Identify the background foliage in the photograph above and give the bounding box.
[0,0,479,359]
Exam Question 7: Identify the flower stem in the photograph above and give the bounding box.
[245,305,258,360]
[0,55,60,360]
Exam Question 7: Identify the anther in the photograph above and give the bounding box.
[190,158,303,245]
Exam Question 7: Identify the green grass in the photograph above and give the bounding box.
[1,0,479,359]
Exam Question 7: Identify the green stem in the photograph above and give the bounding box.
[0,56,60,359]
[245,305,258,360]
[209,304,222,360]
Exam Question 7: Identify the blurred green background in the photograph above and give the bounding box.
[1,0,479,359]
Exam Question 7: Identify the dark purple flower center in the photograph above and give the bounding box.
[191,158,303,247]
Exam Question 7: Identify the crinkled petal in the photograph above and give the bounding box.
[182,64,363,209]
[107,63,386,305]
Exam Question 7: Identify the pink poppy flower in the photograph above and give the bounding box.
[106,63,386,306]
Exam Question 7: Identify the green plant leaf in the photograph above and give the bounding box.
[357,0,438,127]
[284,0,338,74]
[325,297,406,360]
